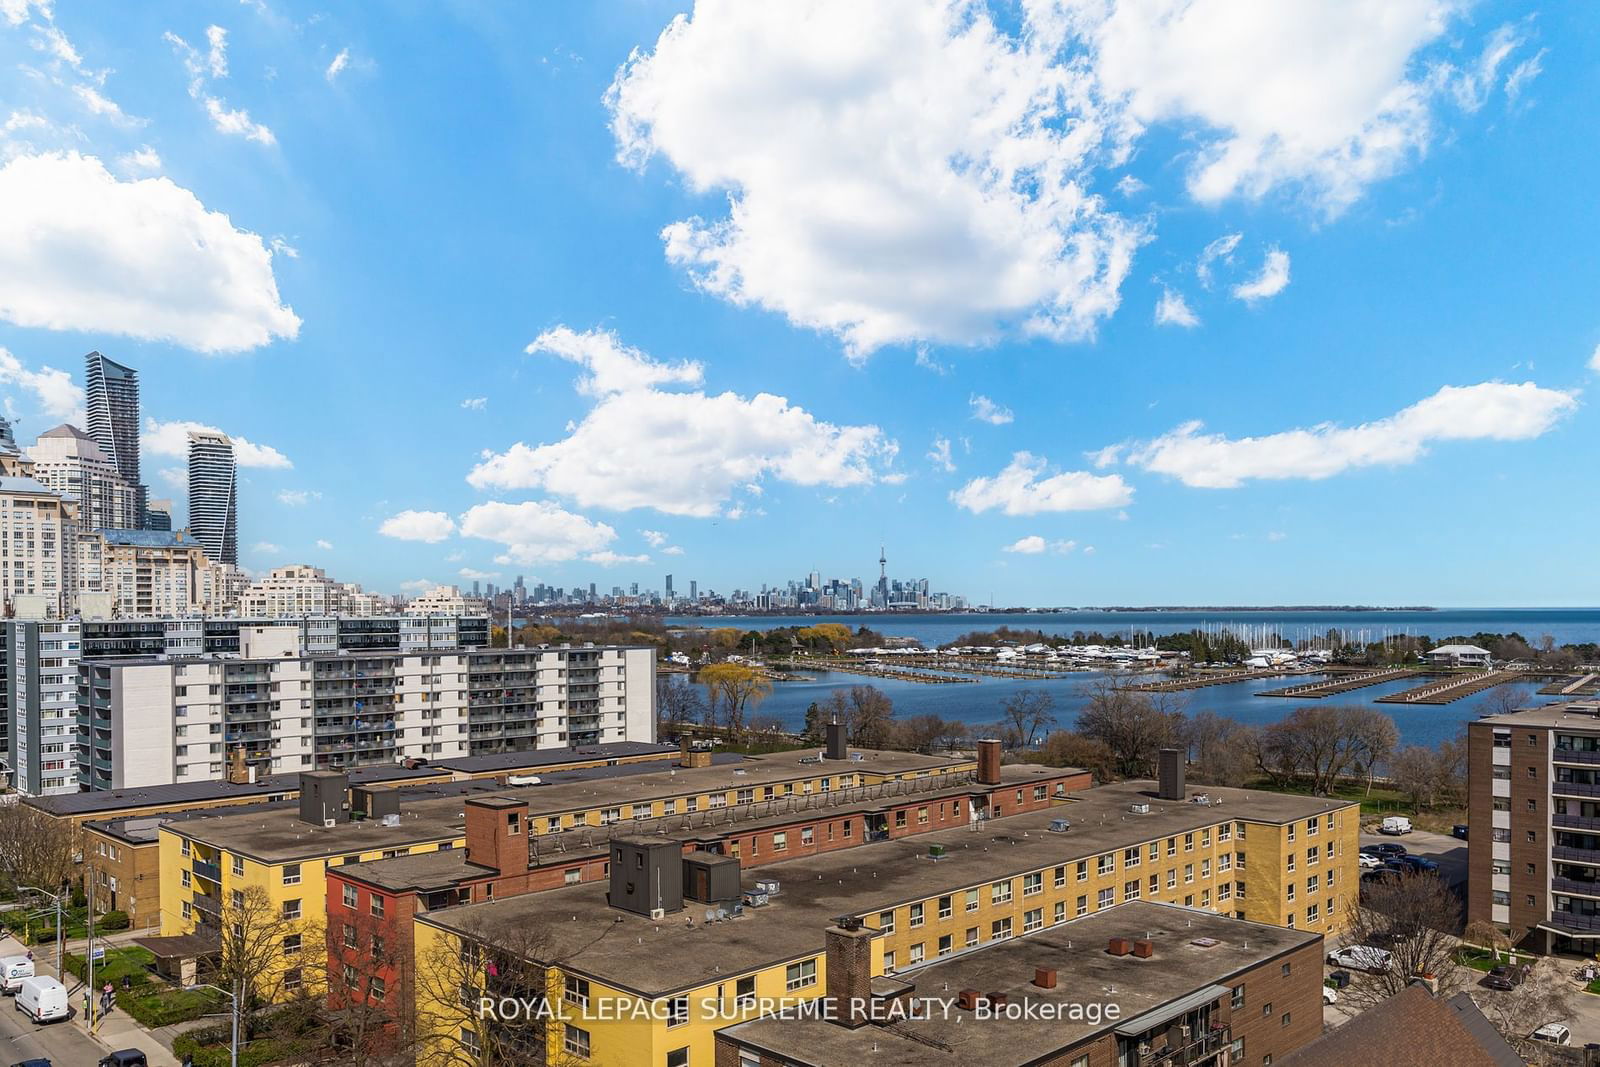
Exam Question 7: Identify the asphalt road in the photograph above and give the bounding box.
[0,997,110,1066]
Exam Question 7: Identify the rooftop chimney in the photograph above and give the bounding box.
[825,922,878,1028]
[1133,939,1154,959]
[1033,967,1057,989]
[226,748,250,785]
[977,739,1002,786]
[1107,937,1132,956]
[825,721,848,760]
[1157,747,1185,801]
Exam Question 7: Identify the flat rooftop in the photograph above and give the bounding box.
[726,902,1318,1066]
[23,764,439,817]
[1475,700,1600,729]
[432,741,677,774]
[167,747,974,862]
[420,781,1347,996]
[335,763,1086,893]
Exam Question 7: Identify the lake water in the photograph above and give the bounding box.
[662,610,1595,749]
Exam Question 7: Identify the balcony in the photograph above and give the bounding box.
[1554,877,1600,899]
[1545,911,1600,933]
[1552,780,1600,800]
[192,859,222,884]
[1555,749,1600,766]
[1555,814,1600,832]
[1132,1026,1231,1067]
[1554,845,1600,865]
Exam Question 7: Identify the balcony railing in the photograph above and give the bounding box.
[1553,877,1600,898]
[193,859,222,883]
[1545,911,1600,933]
[1555,814,1600,832]
[1552,780,1600,799]
[1555,749,1600,766]
[1553,846,1600,865]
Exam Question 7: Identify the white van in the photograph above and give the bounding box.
[14,975,69,1023]
[0,955,34,993]
[1380,816,1413,836]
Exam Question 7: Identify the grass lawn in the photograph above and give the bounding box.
[63,945,154,985]
[1456,948,1516,973]
[1587,978,1600,996]
[120,984,227,1028]
[1243,777,1465,829]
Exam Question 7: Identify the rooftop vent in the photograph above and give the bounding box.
[1128,802,1151,815]
[1132,939,1154,959]
[1048,818,1071,833]
[1033,967,1057,989]
[957,989,982,1011]
[1107,937,1132,956]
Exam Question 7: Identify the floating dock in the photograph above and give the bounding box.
[1256,668,1419,699]
[1540,673,1600,697]
[1375,669,1523,705]
[777,657,979,685]
[1115,668,1310,694]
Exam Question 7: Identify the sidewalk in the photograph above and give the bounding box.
[0,931,180,1066]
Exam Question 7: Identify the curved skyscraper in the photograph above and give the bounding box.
[187,430,237,564]
[85,351,147,525]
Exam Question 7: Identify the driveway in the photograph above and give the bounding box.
[1359,828,1468,897]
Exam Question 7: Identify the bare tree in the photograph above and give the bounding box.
[1038,731,1116,782]
[822,686,896,748]
[321,897,417,1066]
[697,663,772,741]
[655,675,705,736]
[202,884,325,1043]
[1389,734,1468,810]
[1469,957,1574,1063]
[1074,680,1186,777]
[999,690,1056,750]
[413,916,585,1067]
[1336,872,1463,1013]
[0,803,81,893]
[1183,713,1255,787]
[1347,708,1399,795]
[1256,705,1398,795]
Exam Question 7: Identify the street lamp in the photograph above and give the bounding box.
[16,884,66,978]
[189,981,239,1067]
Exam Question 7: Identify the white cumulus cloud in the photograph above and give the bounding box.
[315,539,333,550]
[608,0,1144,357]
[460,396,487,412]
[0,153,298,352]
[641,530,668,547]
[326,48,350,82]
[0,348,84,422]
[468,327,896,517]
[1231,248,1291,302]
[1154,287,1199,327]
[951,451,1134,515]
[1004,535,1078,555]
[378,510,456,543]
[251,541,280,555]
[1061,0,1496,215]
[1123,380,1577,488]
[144,418,291,468]
[969,395,1015,426]
[927,435,955,473]
[459,500,619,565]
[276,489,320,506]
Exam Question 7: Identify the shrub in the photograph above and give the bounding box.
[100,910,130,931]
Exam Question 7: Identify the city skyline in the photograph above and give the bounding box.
[0,3,1597,608]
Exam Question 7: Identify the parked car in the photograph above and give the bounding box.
[1397,856,1440,875]
[8,1059,52,1067]
[1358,853,1382,869]
[97,1052,148,1067]
[1452,824,1469,840]
[1322,985,1338,1004]
[1380,816,1413,835]
[13,976,68,1024]
[1485,964,1527,990]
[1327,945,1394,973]
[0,956,34,994]
[1531,1023,1572,1046]
[1372,842,1408,859]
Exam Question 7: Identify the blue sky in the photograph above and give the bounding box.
[1,1,1596,607]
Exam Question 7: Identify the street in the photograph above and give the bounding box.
[0,998,112,1065]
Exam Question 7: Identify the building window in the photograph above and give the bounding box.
[991,879,1013,904]
[938,934,953,957]
[370,976,386,1001]
[1054,901,1066,924]
[965,927,979,948]
[991,918,1013,941]
[282,863,301,886]
[879,910,895,934]
[1281,1011,1291,1028]
[1231,984,1244,1009]
[1054,865,1066,888]
[1023,908,1043,932]
[666,997,688,1027]
[1076,895,1088,917]
[1097,888,1114,910]
[939,895,953,920]
[231,856,244,876]
[281,934,301,956]
[965,888,980,912]
[786,959,817,991]
[1023,872,1043,896]
[565,976,590,1010]
[668,1049,689,1067]
[343,924,356,949]
[343,885,357,909]
[909,942,925,964]
[1262,1002,1272,1017]
[909,902,924,928]
[564,1025,591,1059]
[370,896,385,918]
[281,899,301,920]
[735,976,755,1008]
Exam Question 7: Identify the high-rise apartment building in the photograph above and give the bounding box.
[0,474,77,618]
[85,351,146,525]
[187,430,237,564]
[27,424,140,530]
[240,564,384,617]
[1467,700,1600,953]
[0,415,16,453]
[144,499,173,531]
[75,529,215,617]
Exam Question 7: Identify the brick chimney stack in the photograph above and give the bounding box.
[977,739,1002,786]
[824,920,878,1028]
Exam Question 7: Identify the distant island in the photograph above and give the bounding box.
[1071,605,1438,613]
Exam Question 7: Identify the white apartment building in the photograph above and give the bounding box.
[27,424,140,531]
[4,619,81,794]
[0,475,77,618]
[239,564,386,617]
[78,638,655,791]
[405,584,472,615]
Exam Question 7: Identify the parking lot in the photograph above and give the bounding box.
[1357,827,1468,897]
